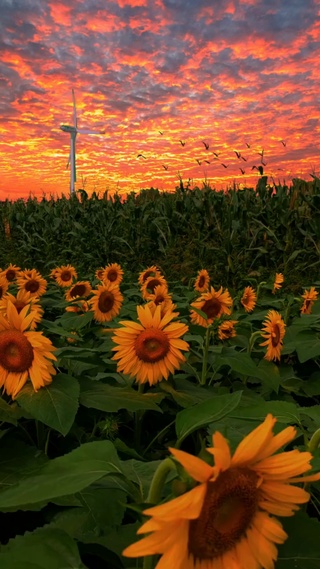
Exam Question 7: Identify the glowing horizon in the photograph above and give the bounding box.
[1,0,319,200]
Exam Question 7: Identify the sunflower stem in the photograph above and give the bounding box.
[256,281,267,300]
[200,326,211,386]
[146,457,176,504]
[308,427,320,453]
[248,330,261,354]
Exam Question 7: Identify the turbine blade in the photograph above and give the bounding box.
[77,129,105,135]
[72,89,77,129]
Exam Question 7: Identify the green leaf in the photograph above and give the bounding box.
[16,374,80,436]
[0,441,122,510]
[0,438,48,489]
[230,400,300,423]
[160,377,214,408]
[215,347,260,378]
[79,378,163,413]
[0,398,20,425]
[175,391,243,444]
[0,527,85,569]
[277,511,320,568]
[295,330,320,363]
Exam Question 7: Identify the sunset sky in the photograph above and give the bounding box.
[1,0,320,200]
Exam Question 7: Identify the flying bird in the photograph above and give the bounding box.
[204,160,211,164]
[245,142,251,148]
[220,163,228,168]
[234,151,241,159]
[196,159,202,165]
[239,168,245,175]
[202,141,210,150]
[162,165,168,170]
[241,155,247,162]
[212,151,219,158]
[137,154,146,159]
[158,131,164,135]
[179,140,186,146]
[280,140,286,147]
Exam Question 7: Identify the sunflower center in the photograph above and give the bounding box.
[198,275,205,288]
[98,291,115,313]
[0,329,34,372]
[134,328,170,362]
[271,324,281,347]
[202,298,221,319]
[61,270,72,282]
[107,270,118,282]
[6,270,16,281]
[242,294,249,305]
[146,279,162,293]
[154,295,165,305]
[70,284,86,298]
[25,279,40,293]
[188,468,259,561]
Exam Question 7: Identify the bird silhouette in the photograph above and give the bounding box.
[280,140,286,147]
[241,156,247,162]
[245,142,251,148]
[234,151,241,159]
[239,168,245,175]
[221,163,228,168]
[179,140,186,146]
[196,159,202,165]
[162,165,168,170]
[202,141,210,150]
[137,154,146,159]
[158,131,164,135]
[212,152,219,158]
[204,160,211,164]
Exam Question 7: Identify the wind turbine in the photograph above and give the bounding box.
[60,90,105,194]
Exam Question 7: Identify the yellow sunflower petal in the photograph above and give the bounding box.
[169,448,214,483]
[231,414,276,467]
[143,483,206,521]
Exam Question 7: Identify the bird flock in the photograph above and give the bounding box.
[136,134,289,178]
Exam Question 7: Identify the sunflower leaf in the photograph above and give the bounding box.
[175,391,243,445]
[277,511,320,568]
[16,373,80,436]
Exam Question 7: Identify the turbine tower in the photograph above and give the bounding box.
[60,90,104,194]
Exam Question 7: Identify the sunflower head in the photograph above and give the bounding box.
[102,263,124,286]
[1,264,20,283]
[218,319,238,340]
[16,269,47,298]
[89,282,123,323]
[0,301,56,398]
[65,281,92,302]
[0,290,43,330]
[241,286,257,313]
[190,286,233,328]
[301,286,318,315]
[138,265,162,287]
[260,309,286,361]
[272,272,284,294]
[55,265,78,287]
[194,269,210,293]
[123,414,320,569]
[95,268,105,281]
[112,304,189,385]
[141,274,168,300]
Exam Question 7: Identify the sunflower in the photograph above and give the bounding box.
[194,269,210,293]
[0,290,43,330]
[95,267,105,281]
[145,284,175,316]
[241,286,257,313]
[190,286,233,328]
[218,320,238,340]
[301,286,318,315]
[123,414,320,569]
[260,310,286,361]
[272,272,284,294]
[65,281,92,302]
[54,265,78,287]
[1,264,20,283]
[138,265,162,287]
[49,267,59,280]
[16,269,47,298]
[0,301,56,398]
[102,263,124,286]
[112,304,189,385]
[89,282,123,323]
[0,275,9,300]
[141,274,168,300]
[66,300,90,313]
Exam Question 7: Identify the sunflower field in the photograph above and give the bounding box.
[0,182,319,569]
